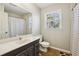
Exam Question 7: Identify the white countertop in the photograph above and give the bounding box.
[0,35,41,55]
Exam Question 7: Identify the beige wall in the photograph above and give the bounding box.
[41,4,72,50]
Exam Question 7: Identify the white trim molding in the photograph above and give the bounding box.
[49,46,71,54]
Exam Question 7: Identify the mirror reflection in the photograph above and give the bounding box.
[0,3,32,39]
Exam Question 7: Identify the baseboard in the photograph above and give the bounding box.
[49,46,71,54]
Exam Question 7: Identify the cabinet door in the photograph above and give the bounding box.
[23,45,34,56]
[17,45,34,56]
[35,43,39,56]
[28,45,34,56]
[16,50,27,56]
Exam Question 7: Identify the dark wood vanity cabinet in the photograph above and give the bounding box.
[16,45,34,56]
[35,43,39,55]
[2,39,39,56]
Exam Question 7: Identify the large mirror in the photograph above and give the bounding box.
[0,3,32,39]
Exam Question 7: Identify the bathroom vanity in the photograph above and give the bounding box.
[0,35,41,56]
[3,39,39,56]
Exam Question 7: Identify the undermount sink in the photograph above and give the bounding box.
[16,37,36,44]
[15,39,28,44]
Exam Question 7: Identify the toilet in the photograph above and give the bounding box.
[39,35,50,52]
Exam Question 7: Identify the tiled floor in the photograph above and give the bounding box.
[39,48,71,56]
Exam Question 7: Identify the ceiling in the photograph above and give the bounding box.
[35,3,53,9]
[4,3,30,15]
[4,3,53,15]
